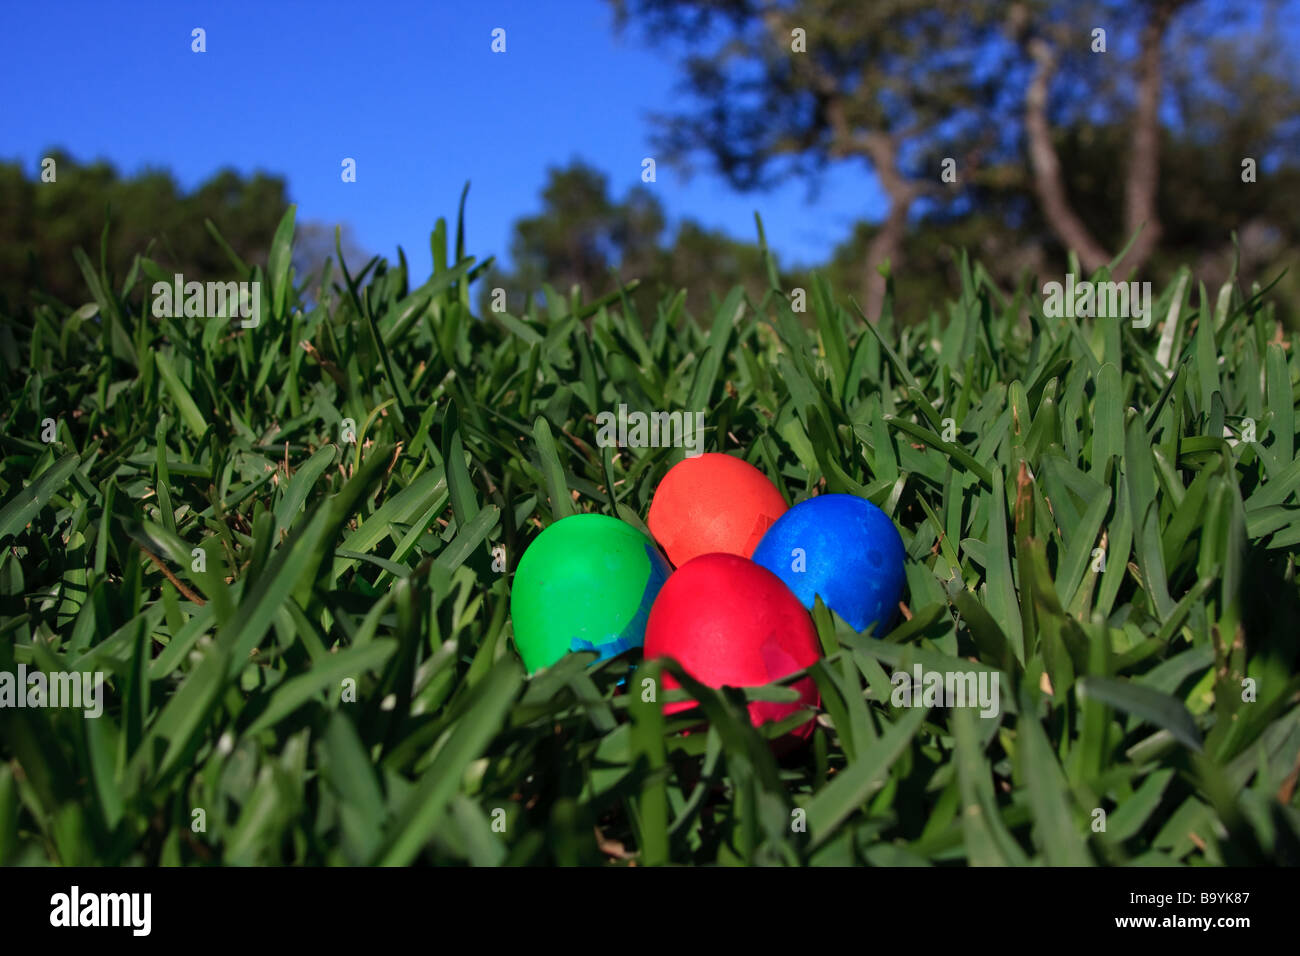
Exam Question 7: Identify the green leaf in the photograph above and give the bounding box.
[153,349,209,436]
[533,416,574,519]
[275,445,336,532]
[806,706,928,846]
[1077,676,1204,752]
[243,640,397,737]
[0,453,80,541]
[375,658,521,865]
[1017,690,1093,865]
[268,204,297,320]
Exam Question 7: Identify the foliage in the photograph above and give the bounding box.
[1,200,1298,865]
[0,152,292,314]
[611,0,1300,316]
[484,161,776,319]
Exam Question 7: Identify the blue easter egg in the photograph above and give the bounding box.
[751,494,905,634]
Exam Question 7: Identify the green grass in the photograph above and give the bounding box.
[1,197,1299,866]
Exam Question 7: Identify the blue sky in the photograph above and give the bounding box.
[2,0,879,279]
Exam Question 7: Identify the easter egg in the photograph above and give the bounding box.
[751,493,905,635]
[647,453,788,567]
[511,514,670,674]
[643,553,821,739]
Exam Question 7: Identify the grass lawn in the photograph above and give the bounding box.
[1,201,1298,866]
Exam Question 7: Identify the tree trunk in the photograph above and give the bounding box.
[860,133,917,321]
[1025,38,1111,274]
[1022,2,1186,277]
[1118,0,1184,273]
[864,198,910,321]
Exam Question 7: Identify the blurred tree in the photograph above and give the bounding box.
[611,0,1300,317]
[485,160,664,311]
[609,0,1011,318]
[0,150,290,315]
[485,159,800,322]
[1011,0,1194,274]
[656,220,775,315]
[292,221,374,305]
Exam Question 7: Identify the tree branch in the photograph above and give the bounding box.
[1119,0,1189,272]
[1024,36,1112,274]
[758,3,930,316]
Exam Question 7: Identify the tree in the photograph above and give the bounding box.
[658,220,776,316]
[0,151,291,315]
[484,160,664,311]
[292,221,374,305]
[1011,0,1192,275]
[610,0,1010,318]
[612,0,1300,307]
[487,159,800,322]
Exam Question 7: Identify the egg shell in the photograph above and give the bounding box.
[643,552,821,739]
[751,493,905,635]
[647,453,788,567]
[510,514,670,674]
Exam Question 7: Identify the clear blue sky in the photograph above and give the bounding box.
[1,0,880,279]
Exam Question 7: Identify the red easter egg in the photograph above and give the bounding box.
[647,453,788,567]
[643,553,821,740]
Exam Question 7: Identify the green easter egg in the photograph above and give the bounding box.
[510,514,670,674]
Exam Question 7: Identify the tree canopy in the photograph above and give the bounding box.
[0,152,291,314]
